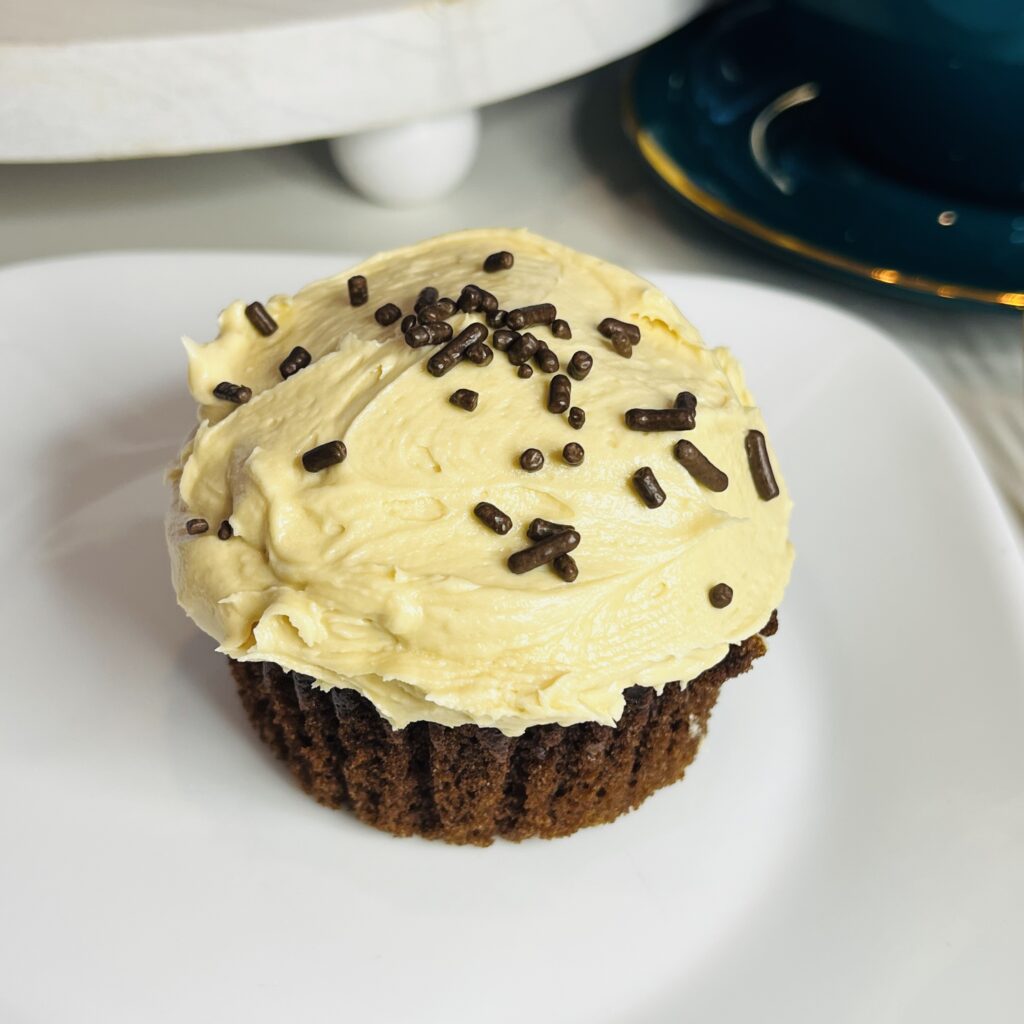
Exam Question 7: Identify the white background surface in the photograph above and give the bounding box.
[1,252,1022,1023]
[0,65,1020,526]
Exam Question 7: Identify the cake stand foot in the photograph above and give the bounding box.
[329,109,482,207]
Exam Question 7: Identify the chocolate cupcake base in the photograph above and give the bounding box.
[230,613,778,846]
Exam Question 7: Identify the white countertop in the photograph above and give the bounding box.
[2,64,1021,524]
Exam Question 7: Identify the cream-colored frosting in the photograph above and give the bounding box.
[167,229,793,736]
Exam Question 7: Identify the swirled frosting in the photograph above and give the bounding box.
[167,229,793,735]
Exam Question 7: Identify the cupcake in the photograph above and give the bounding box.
[167,229,793,845]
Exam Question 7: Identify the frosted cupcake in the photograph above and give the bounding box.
[167,229,793,844]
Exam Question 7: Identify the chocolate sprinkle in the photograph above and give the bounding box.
[465,341,493,366]
[673,439,728,492]
[625,407,695,431]
[374,303,401,326]
[519,448,545,472]
[478,289,499,314]
[517,364,534,379]
[709,583,734,608]
[302,440,347,473]
[213,381,252,404]
[506,303,556,331]
[186,517,209,535]
[492,328,519,351]
[568,406,586,430]
[508,332,540,366]
[415,286,439,312]
[487,309,508,328]
[553,553,579,582]
[407,325,452,350]
[401,314,417,334]
[474,501,513,534]
[598,317,641,344]
[548,374,571,413]
[675,391,697,413]
[404,324,432,348]
[449,388,479,411]
[418,298,458,323]
[745,430,780,500]
[217,520,233,540]
[633,467,666,508]
[426,321,453,345]
[347,275,368,307]
[567,350,593,381]
[527,518,573,541]
[551,319,572,340]
[245,301,277,336]
[279,345,311,379]
[562,442,585,465]
[535,347,559,373]
[484,250,514,273]
[427,322,488,377]
[458,284,483,313]
[610,333,633,358]
[508,529,580,574]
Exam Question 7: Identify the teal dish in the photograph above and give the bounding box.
[627,0,1024,309]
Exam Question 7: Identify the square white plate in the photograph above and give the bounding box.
[1,253,1022,1024]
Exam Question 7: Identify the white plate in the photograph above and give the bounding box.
[1,253,1022,1024]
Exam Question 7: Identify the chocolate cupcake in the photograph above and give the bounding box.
[166,229,793,845]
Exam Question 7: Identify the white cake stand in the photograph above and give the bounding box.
[0,0,702,204]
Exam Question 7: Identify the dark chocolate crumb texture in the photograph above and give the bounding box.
[229,623,774,845]
[168,230,793,837]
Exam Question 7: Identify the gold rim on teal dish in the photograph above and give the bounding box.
[622,70,1024,310]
